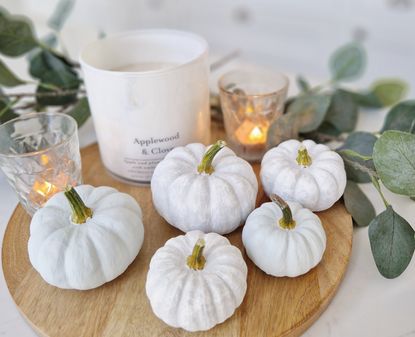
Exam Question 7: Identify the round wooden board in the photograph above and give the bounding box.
[2,121,353,337]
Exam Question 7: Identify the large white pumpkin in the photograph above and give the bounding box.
[261,139,346,211]
[146,230,248,332]
[151,141,258,234]
[242,194,326,277]
[28,185,144,290]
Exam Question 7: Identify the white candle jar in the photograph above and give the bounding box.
[80,30,210,184]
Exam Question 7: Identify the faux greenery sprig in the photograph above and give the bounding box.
[267,42,414,279]
[0,2,90,127]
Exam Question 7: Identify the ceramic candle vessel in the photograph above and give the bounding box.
[80,30,210,184]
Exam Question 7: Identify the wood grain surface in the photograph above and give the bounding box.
[2,121,353,337]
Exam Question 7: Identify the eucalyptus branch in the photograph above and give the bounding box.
[341,155,379,178]
[0,97,19,116]
[339,149,373,161]
[371,176,389,208]
[14,101,37,110]
[0,89,86,99]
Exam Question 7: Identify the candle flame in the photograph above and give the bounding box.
[248,126,265,142]
[40,154,49,166]
[33,180,58,198]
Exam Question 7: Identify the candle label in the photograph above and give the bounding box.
[121,131,181,182]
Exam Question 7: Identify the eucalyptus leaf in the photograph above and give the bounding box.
[371,79,408,107]
[29,50,79,87]
[338,131,377,183]
[369,206,415,278]
[296,75,310,92]
[48,0,75,31]
[373,130,415,196]
[0,8,38,57]
[30,50,79,105]
[381,100,415,133]
[0,59,25,87]
[287,93,331,133]
[343,181,375,227]
[351,91,382,109]
[329,42,366,81]
[67,97,90,128]
[325,89,358,132]
[267,111,299,148]
[316,121,341,136]
[0,98,18,123]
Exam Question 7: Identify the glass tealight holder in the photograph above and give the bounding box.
[219,68,289,161]
[0,112,82,215]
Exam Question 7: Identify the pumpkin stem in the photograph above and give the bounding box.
[64,186,93,224]
[197,140,226,174]
[270,194,296,230]
[187,238,206,270]
[296,145,312,167]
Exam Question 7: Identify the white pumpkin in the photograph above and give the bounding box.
[242,194,326,277]
[261,139,346,211]
[146,230,247,332]
[28,185,144,290]
[151,140,258,234]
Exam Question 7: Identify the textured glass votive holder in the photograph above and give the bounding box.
[0,112,82,215]
[219,68,289,161]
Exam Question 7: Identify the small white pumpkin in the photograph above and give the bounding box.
[242,194,326,277]
[28,185,144,290]
[151,140,258,234]
[261,139,346,211]
[146,230,247,332]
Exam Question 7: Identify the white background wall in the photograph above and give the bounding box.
[2,0,415,93]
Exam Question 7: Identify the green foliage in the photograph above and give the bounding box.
[373,130,415,196]
[0,59,25,87]
[287,93,331,133]
[296,75,310,92]
[351,91,382,109]
[329,42,366,81]
[381,100,415,132]
[369,206,415,278]
[29,50,80,105]
[338,132,377,183]
[325,89,357,132]
[0,7,38,57]
[267,110,300,147]
[343,180,376,227]
[47,0,75,32]
[267,40,414,279]
[67,97,90,127]
[0,6,88,126]
[371,79,408,107]
[0,102,18,122]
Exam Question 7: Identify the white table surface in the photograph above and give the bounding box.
[1,71,414,337]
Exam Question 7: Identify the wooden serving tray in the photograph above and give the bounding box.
[2,122,353,337]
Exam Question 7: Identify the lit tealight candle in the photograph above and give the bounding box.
[235,119,269,145]
[248,125,266,143]
[32,179,59,198]
[29,170,75,209]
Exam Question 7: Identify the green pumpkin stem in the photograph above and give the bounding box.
[197,140,226,174]
[270,194,296,230]
[64,186,93,224]
[296,145,312,167]
[187,238,206,270]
